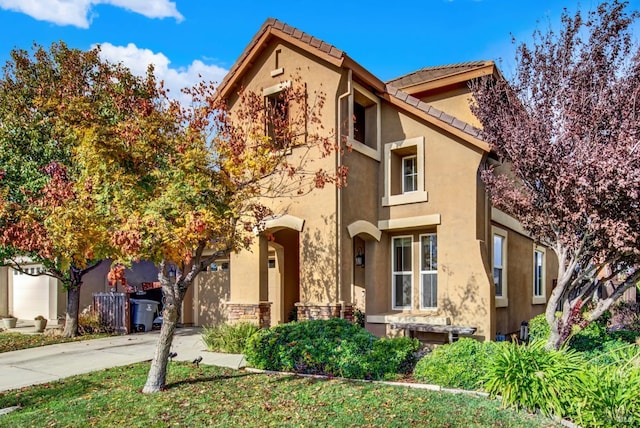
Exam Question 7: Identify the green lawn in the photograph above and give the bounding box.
[0,332,111,353]
[0,362,561,427]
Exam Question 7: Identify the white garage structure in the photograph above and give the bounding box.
[8,265,64,321]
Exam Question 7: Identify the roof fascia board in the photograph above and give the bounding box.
[342,57,386,93]
[399,65,495,95]
[382,94,489,152]
[269,28,344,68]
[218,28,345,100]
[218,30,272,100]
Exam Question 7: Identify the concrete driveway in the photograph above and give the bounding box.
[0,327,245,392]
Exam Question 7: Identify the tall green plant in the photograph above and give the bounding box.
[413,338,498,390]
[202,322,259,354]
[570,344,640,427]
[483,341,584,417]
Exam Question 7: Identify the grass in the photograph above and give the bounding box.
[0,362,562,427]
[0,332,112,354]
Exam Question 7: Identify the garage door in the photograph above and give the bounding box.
[11,266,50,319]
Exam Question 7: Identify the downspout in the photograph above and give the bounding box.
[337,69,352,318]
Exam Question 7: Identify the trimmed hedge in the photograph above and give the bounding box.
[244,318,420,380]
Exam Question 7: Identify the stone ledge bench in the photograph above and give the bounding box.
[390,322,477,344]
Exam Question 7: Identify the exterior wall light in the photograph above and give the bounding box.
[355,247,365,267]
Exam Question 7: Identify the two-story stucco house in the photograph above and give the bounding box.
[0,18,558,341]
[178,18,558,343]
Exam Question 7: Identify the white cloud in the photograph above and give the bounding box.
[97,42,228,104]
[0,0,183,28]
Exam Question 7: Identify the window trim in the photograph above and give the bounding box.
[391,235,413,310]
[533,245,546,305]
[419,233,437,310]
[382,136,428,206]
[263,82,292,150]
[347,82,381,161]
[492,226,508,308]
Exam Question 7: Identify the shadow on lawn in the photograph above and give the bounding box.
[166,372,255,390]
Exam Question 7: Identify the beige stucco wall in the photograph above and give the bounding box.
[189,269,230,327]
[493,225,559,335]
[225,38,343,311]
[353,102,494,340]
[419,86,481,128]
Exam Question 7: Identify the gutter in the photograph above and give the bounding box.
[337,69,352,318]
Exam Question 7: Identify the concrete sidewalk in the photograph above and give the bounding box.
[0,327,246,392]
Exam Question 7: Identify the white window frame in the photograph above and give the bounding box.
[419,233,437,310]
[391,236,413,310]
[533,245,546,304]
[402,155,418,193]
[492,226,508,307]
[382,136,428,206]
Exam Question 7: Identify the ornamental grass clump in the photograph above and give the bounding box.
[244,318,419,380]
[201,322,260,354]
[571,344,640,427]
[483,340,584,418]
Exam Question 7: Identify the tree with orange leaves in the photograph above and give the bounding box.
[76,73,344,392]
[0,42,170,337]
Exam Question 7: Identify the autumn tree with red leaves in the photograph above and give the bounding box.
[0,43,170,337]
[76,73,343,393]
[471,1,640,349]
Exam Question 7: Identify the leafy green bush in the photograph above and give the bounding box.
[413,338,498,390]
[483,340,585,418]
[244,318,419,380]
[573,349,640,427]
[528,313,550,342]
[202,322,259,354]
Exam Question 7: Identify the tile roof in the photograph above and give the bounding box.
[386,61,494,89]
[217,18,344,95]
[217,18,485,147]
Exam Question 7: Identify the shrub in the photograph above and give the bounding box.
[78,310,112,335]
[483,340,585,418]
[413,338,498,390]
[244,318,419,380]
[202,322,259,354]
[573,348,640,427]
[528,313,550,342]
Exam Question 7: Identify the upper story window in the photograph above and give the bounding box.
[403,155,418,193]
[533,245,546,304]
[340,81,380,160]
[263,81,291,149]
[382,136,428,206]
[492,226,508,308]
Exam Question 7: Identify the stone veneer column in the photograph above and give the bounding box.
[295,302,354,322]
[225,302,271,329]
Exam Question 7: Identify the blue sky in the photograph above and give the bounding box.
[0,0,637,100]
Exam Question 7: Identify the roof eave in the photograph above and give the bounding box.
[217,25,346,101]
[395,62,496,95]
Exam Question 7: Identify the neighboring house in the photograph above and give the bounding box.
[180,18,560,342]
[0,261,159,324]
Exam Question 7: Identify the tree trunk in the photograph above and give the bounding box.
[142,298,180,393]
[62,284,81,338]
[142,269,187,394]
